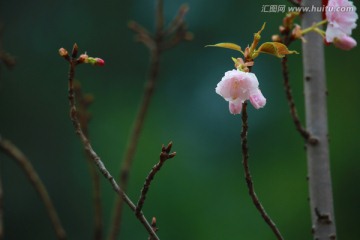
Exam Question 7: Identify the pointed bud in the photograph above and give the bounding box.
[72,43,79,58]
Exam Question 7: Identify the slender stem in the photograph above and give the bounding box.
[240,102,283,240]
[280,27,317,144]
[109,46,161,240]
[135,142,175,215]
[109,1,191,238]
[301,0,336,238]
[66,45,159,240]
[281,56,317,144]
[74,84,103,240]
[87,156,103,240]
[0,137,67,240]
[109,2,163,237]
[301,19,328,35]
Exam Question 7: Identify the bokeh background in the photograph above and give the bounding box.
[1,0,359,239]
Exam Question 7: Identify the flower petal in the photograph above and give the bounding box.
[249,89,267,109]
[229,99,243,115]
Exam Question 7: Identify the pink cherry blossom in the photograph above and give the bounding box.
[215,70,266,114]
[325,0,358,47]
[333,34,357,50]
[249,89,267,109]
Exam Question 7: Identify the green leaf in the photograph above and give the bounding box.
[255,42,298,58]
[205,43,242,52]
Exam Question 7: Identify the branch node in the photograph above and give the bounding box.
[315,207,332,224]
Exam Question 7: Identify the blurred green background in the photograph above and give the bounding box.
[1,0,359,239]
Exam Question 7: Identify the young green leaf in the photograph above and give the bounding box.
[206,43,243,52]
[255,42,298,58]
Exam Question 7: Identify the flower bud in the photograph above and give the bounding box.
[249,89,266,109]
[78,53,89,63]
[291,24,302,39]
[95,58,105,66]
[271,35,282,42]
[86,57,105,66]
[333,35,357,50]
[59,48,68,57]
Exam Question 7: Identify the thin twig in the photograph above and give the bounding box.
[74,82,103,240]
[109,1,191,239]
[109,45,161,240]
[135,142,176,216]
[280,26,317,144]
[0,137,67,240]
[164,4,189,36]
[240,102,284,240]
[62,44,159,240]
[281,56,317,144]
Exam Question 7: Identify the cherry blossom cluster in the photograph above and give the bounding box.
[325,0,358,50]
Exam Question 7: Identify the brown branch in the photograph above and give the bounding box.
[0,137,66,240]
[109,43,161,240]
[240,102,284,240]
[109,1,191,239]
[164,4,189,36]
[281,56,318,144]
[135,142,176,216]
[279,22,317,144]
[62,43,159,240]
[74,82,103,240]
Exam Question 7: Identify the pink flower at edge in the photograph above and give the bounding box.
[325,0,358,46]
[333,34,357,50]
[215,69,266,114]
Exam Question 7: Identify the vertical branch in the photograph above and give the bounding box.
[109,36,161,240]
[74,83,103,240]
[278,14,316,144]
[62,44,159,240]
[0,138,67,240]
[281,55,317,144]
[89,164,102,240]
[301,0,336,238]
[240,102,283,240]
[109,1,191,239]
